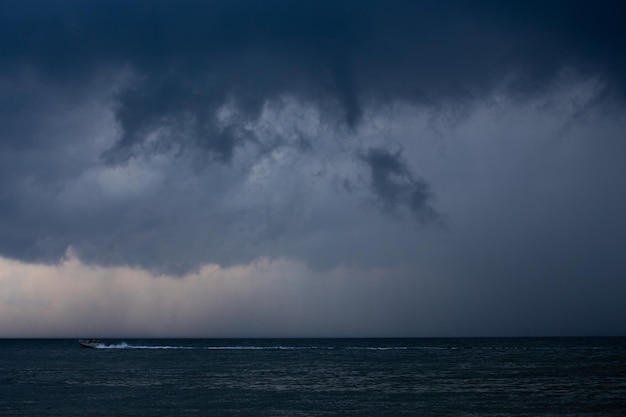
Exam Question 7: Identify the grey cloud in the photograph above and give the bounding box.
[2,0,625,164]
[97,0,626,160]
[360,147,440,225]
[1,0,626,280]
[105,74,251,164]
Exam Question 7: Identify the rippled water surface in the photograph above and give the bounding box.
[1,338,625,416]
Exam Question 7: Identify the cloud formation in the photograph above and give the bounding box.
[1,1,626,336]
[360,148,440,224]
[2,0,625,159]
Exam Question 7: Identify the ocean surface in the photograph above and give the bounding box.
[1,338,625,416]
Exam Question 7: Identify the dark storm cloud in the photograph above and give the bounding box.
[360,148,440,224]
[1,0,625,274]
[2,0,625,157]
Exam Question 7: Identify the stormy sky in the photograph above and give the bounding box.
[1,0,625,337]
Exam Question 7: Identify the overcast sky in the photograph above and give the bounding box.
[1,0,625,337]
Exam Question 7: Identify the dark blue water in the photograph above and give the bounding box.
[1,338,625,416]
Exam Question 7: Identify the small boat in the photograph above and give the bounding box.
[79,339,110,348]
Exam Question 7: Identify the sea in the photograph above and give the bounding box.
[1,338,625,416]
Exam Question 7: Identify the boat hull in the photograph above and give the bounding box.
[79,340,108,348]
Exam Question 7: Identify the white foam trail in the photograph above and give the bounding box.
[94,343,438,351]
[203,346,335,350]
[97,342,194,349]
